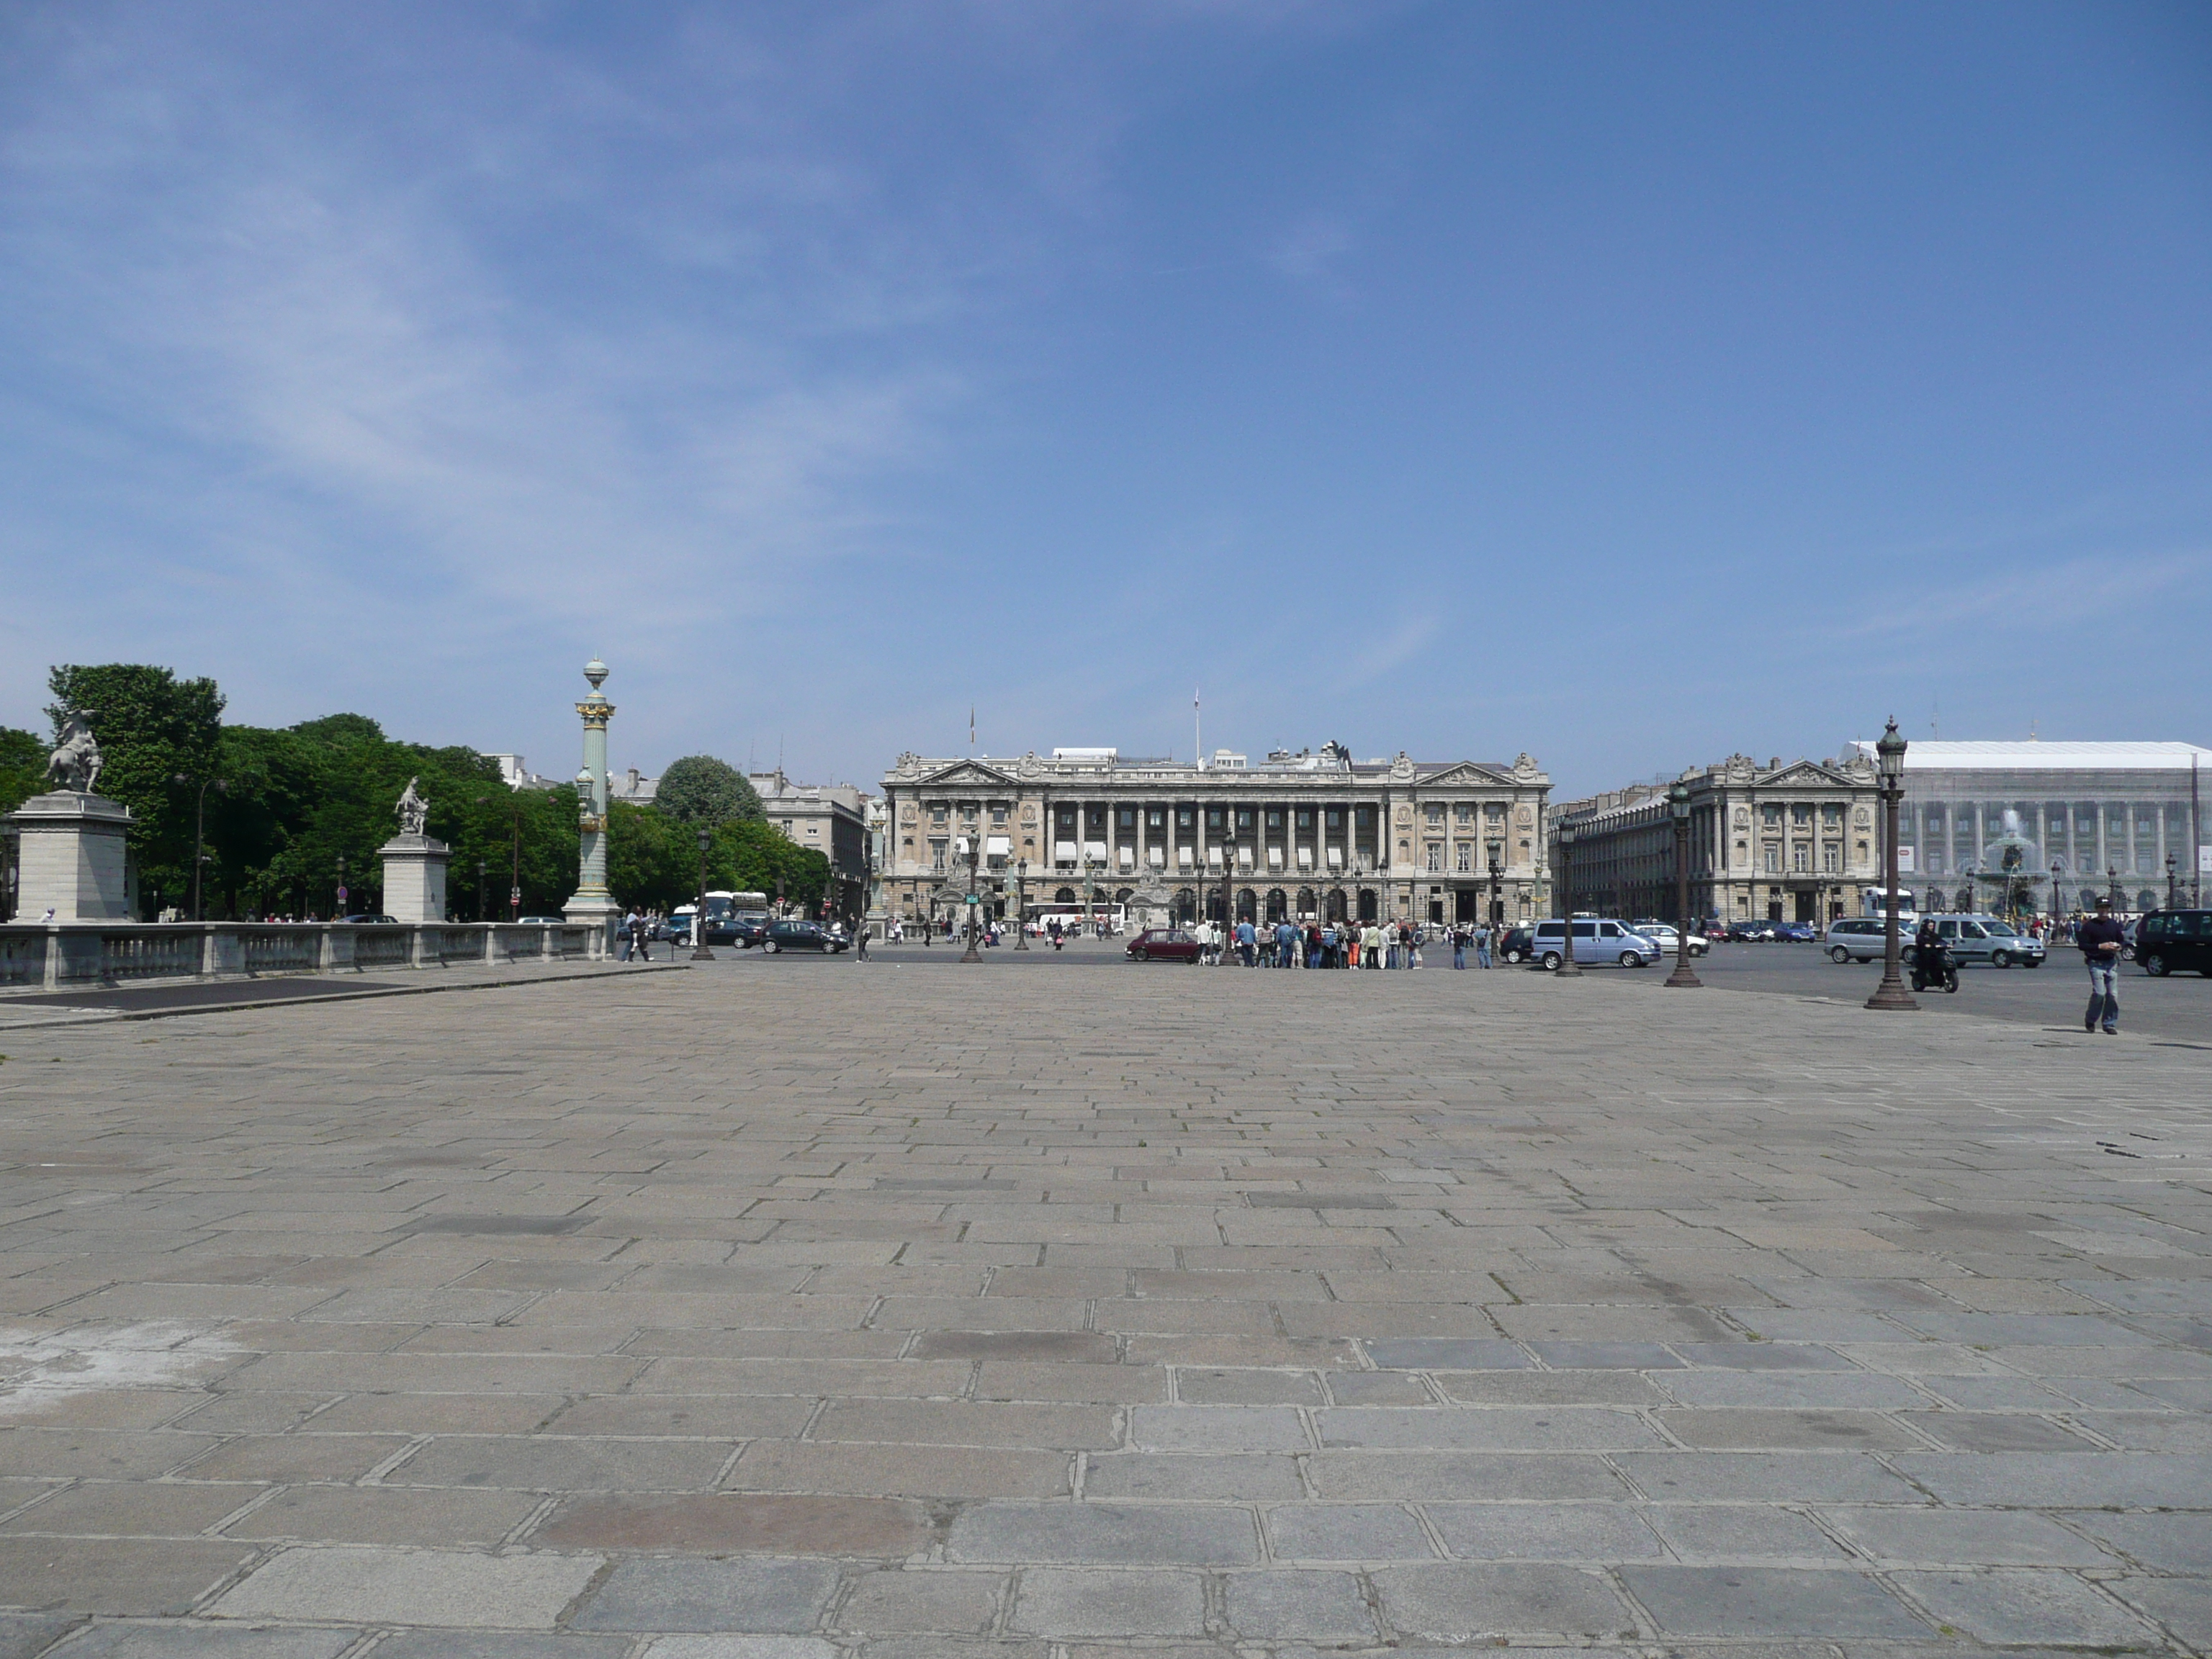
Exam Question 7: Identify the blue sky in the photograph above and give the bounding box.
[3,1,2207,795]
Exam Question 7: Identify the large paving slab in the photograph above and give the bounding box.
[0,956,2206,1653]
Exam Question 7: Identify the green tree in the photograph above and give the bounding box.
[45,664,225,914]
[0,727,42,817]
[607,799,696,912]
[655,755,762,826]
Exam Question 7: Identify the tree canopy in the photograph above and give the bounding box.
[654,755,762,827]
[45,663,226,904]
[0,727,43,818]
[607,801,830,914]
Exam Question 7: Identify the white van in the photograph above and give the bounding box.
[1529,919,1660,969]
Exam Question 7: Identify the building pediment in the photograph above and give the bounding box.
[1760,760,1855,789]
[907,760,1021,790]
[1420,761,1516,789]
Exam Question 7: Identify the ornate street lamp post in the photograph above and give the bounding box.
[1866,718,1917,1011]
[962,834,984,963]
[1554,819,1581,976]
[1665,781,1701,989]
[1218,824,1238,964]
[691,826,715,961]
[1487,851,1502,928]
[171,773,227,922]
[2165,850,2179,910]
[1014,858,1030,949]
[2108,866,2121,909]
[2050,859,2064,927]
[477,858,487,923]
[335,853,347,921]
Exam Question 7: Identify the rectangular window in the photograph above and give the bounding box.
[1456,843,1472,872]
[1425,804,1444,824]
[1791,844,1809,873]
[1821,842,1840,873]
[930,840,948,872]
[1763,842,1781,873]
[1791,804,1811,827]
[1426,842,1443,872]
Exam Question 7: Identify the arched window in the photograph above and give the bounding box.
[1054,886,1076,904]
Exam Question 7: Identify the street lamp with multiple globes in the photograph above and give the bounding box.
[961,834,984,963]
[1553,819,1581,976]
[1014,858,1030,949]
[691,826,715,961]
[1865,717,1917,1011]
[1664,781,1701,989]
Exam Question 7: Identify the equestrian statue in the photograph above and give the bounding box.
[45,710,104,794]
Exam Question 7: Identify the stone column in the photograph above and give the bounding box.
[5,792,133,921]
[562,657,622,947]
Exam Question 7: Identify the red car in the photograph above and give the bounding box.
[1125,927,1204,963]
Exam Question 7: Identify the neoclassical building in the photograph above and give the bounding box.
[1551,752,1883,927]
[878,745,1552,930]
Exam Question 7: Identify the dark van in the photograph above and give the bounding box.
[2136,911,2212,978]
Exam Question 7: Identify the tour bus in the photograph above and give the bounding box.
[1026,901,1126,938]
[671,889,770,945]
[1859,889,1919,931]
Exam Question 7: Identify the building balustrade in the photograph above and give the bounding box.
[0,921,605,994]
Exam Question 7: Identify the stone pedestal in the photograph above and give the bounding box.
[6,792,133,921]
[378,834,450,923]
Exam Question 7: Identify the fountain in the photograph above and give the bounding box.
[1963,808,2055,920]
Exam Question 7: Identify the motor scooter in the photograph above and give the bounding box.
[1907,941,1959,994]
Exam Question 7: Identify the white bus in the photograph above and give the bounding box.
[1026,901,1125,937]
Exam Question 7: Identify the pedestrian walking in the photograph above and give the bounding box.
[855,920,871,961]
[2077,894,2127,1035]
[621,907,642,962]
[1452,925,1467,970]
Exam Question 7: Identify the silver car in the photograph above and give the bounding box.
[1920,914,2047,968]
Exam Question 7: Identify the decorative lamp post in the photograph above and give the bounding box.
[1665,781,1701,989]
[171,773,227,922]
[961,834,984,962]
[1865,718,1917,1011]
[336,853,347,921]
[2108,866,2121,909]
[2051,859,2064,926]
[1487,850,1503,928]
[562,657,621,947]
[477,858,487,923]
[1014,858,1030,949]
[1554,819,1581,976]
[2165,850,2179,911]
[1218,824,1238,963]
[691,827,716,961]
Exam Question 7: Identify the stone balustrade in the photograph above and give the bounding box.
[0,921,605,993]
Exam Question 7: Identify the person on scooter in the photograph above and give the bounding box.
[1912,917,1953,992]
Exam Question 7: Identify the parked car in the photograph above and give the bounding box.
[1917,914,2047,968]
[1725,920,1775,943]
[1498,926,1534,964]
[1529,919,1658,969]
[1125,927,1203,963]
[1630,922,1708,958]
[763,920,845,954]
[1772,922,1818,943]
[1825,917,1892,963]
[341,914,400,925]
[2134,909,2211,977]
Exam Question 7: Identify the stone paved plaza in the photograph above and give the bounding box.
[0,960,2208,1656]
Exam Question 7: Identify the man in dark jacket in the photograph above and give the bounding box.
[2077,896,2128,1035]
